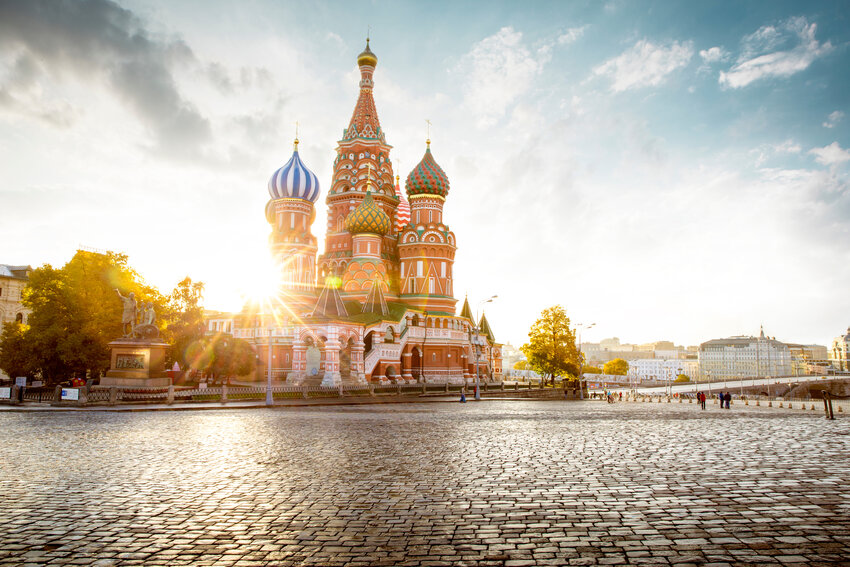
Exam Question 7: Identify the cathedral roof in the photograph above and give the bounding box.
[312,277,349,318]
[343,40,385,143]
[268,142,320,202]
[406,143,449,198]
[361,277,389,316]
[344,191,392,235]
[459,296,473,321]
[357,38,377,67]
[479,313,495,343]
[394,175,410,230]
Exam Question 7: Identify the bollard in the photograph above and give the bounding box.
[811,404,815,411]
[302,385,309,399]
[745,399,749,405]
[445,383,450,393]
[839,405,843,413]
[109,387,118,405]
[339,384,344,397]
[221,383,228,403]
[167,385,174,405]
[54,385,63,405]
[779,401,783,408]
[688,398,692,404]
[369,384,375,397]
[768,400,772,407]
[822,391,835,420]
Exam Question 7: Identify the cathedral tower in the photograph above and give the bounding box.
[319,39,400,290]
[398,141,457,313]
[266,139,320,292]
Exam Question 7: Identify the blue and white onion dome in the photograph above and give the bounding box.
[267,140,321,202]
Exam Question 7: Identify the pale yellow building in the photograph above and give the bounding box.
[0,264,31,327]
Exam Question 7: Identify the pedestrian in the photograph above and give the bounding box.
[459,389,466,403]
[700,391,706,410]
[725,392,732,409]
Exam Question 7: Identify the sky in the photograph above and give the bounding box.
[1,0,848,349]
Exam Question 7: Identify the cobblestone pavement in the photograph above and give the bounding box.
[1,401,848,566]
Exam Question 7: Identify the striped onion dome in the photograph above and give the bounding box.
[393,175,410,230]
[345,191,391,235]
[268,143,320,202]
[406,143,449,198]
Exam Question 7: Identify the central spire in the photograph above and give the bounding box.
[345,38,383,142]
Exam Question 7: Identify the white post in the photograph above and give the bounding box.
[266,327,273,405]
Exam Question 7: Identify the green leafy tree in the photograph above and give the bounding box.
[2,251,164,384]
[208,336,256,382]
[603,358,629,376]
[513,360,528,370]
[161,277,206,369]
[0,321,36,380]
[520,305,580,386]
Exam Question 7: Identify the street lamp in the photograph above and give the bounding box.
[575,322,595,399]
[473,295,497,401]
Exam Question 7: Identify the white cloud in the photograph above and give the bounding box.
[752,139,801,166]
[809,142,850,166]
[823,110,844,129]
[594,40,693,92]
[699,46,728,63]
[458,27,550,127]
[558,26,587,45]
[719,17,832,88]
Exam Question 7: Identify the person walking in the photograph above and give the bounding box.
[724,392,731,409]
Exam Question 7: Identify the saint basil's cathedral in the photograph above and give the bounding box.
[232,40,502,385]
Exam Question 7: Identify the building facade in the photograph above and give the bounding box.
[626,359,699,383]
[232,41,501,385]
[699,327,791,381]
[831,327,850,372]
[0,264,31,327]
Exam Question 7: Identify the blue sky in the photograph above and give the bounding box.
[1,0,848,349]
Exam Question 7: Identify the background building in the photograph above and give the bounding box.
[0,264,31,327]
[699,327,791,381]
[831,327,850,372]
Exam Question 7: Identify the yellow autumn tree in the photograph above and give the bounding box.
[520,305,580,386]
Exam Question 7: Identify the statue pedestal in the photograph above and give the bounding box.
[101,339,170,387]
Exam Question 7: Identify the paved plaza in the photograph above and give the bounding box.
[1,401,848,566]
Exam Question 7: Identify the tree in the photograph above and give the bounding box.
[208,336,256,382]
[603,358,629,376]
[583,365,603,375]
[513,360,528,370]
[1,250,165,384]
[674,374,690,382]
[0,321,35,380]
[520,305,580,386]
[160,277,206,369]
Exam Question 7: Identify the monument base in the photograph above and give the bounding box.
[102,339,170,387]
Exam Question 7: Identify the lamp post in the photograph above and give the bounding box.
[473,295,497,401]
[266,327,273,405]
[575,322,595,399]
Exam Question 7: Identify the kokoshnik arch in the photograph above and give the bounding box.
[232,40,503,385]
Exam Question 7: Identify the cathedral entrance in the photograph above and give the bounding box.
[410,347,422,381]
[305,337,321,378]
[339,337,353,381]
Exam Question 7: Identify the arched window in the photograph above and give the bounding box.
[15,313,23,323]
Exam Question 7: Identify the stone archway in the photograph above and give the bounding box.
[340,337,353,381]
[304,337,322,378]
[411,347,422,381]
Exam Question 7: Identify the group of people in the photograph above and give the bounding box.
[695,391,732,410]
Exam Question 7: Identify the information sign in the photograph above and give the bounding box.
[61,388,80,401]
[15,376,26,387]
[0,387,10,399]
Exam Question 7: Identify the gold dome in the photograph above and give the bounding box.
[357,38,377,67]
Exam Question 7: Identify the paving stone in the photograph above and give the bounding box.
[1,401,848,565]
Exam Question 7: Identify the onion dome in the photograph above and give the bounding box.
[265,200,275,223]
[357,38,377,67]
[406,142,450,198]
[394,175,410,230]
[344,191,391,235]
[268,141,320,202]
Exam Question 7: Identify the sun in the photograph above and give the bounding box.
[240,261,283,306]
